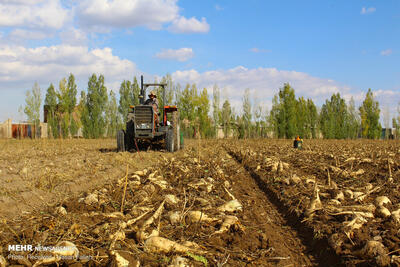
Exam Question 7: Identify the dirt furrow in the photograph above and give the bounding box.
[218,148,315,266]
[224,146,344,267]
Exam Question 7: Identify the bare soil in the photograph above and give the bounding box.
[0,139,399,266]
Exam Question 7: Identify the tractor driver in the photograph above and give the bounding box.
[145,91,159,125]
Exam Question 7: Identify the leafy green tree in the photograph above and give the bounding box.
[106,91,120,137]
[346,97,360,139]
[55,74,78,138]
[270,83,297,138]
[279,84,297,138]
[242,88,252,138]
[212,84,220,136]
[160,74,175,106]
[296,97,308,138]
[44,83,59,138]
[253,99,262,138]
[132,77,140,105]
[79,91,90,138]
[320,93,348,139]
[221,100,232,138]
[269,95,280,138]
[67,74,78,136]
[57,78,69,138]
[307,99,318,138]
[197,88,212,137]
[84,74,108,138]
[178,83,197,137]
[24,82,42,138]
[359,89,381,139]
[118,80,134,122]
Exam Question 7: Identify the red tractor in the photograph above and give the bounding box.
[117,76,183,152]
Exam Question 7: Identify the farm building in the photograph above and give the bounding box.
[0,119,47,139]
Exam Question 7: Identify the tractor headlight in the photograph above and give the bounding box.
[137,123,151,129]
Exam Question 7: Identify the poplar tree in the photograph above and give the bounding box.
[132,77,140,105]
[242,88,252,138]
[44,83,59,138]
[346,97,360,139]
[85,74,108,138]
[359,89,381,139]
[161,74,174,105]
[296,97,308,138]
[79,91,90,138]
[253,100,262,138]
[118,80,134,122]
[197,88,212,137]
[306,99,318,138]
[270,83,297,138]
[320,93,347,139]
[57,78,70,138]
[24,82,42,137]
[221,100,232,137]
[212,84,220,136]
[269,95,280,138]
[67,74,78,136]
[106,91,120,137]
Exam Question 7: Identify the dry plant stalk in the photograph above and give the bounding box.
[388,159,393,183]
[327,168,331,187]
[120,164,129,212]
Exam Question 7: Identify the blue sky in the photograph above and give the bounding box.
[0,0,399,124]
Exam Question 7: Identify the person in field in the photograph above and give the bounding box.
[294,135,303,149]
[145,91,159,125]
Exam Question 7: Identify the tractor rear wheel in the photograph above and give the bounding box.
[125,113,135,151]
[165,128,174,152]
[117,130,126,152]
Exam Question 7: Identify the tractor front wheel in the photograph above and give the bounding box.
[117,130,126,152]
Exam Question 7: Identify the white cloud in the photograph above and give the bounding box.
[77,0,179,30]
[215,4,223,11]
[155,48,194,62]
[250,48,271,53]
[168,16,210,33]
[0,44,137,88]
[59,28,88,45]
[0,0,45,4]
[172,66,350,107]
[361,7,376,15]
[380,49,392,56]
[0,0,69,29]
[9,28,52,40]
[171,66,400,120]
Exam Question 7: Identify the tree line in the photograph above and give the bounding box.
[22,73,399,139]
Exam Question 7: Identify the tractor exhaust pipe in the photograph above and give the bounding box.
[140,75,144,105]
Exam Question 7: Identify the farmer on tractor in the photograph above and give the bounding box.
[145,90,159,125]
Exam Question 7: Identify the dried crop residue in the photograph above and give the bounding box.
[0,139,167,220]
[1,139,399,266]
[228,139,400,267]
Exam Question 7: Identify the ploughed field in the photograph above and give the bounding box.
[0,139,399,266]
